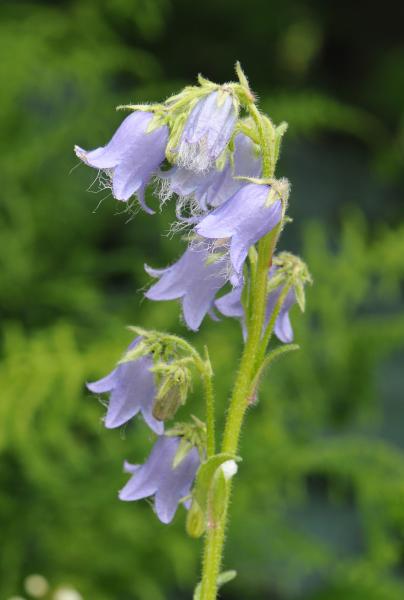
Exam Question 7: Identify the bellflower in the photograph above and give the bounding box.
[196,183,282,275]
[87,337,163,434]
[161,133,261,214]
[176,90,237,172]
[159,166,215,215]
[204,132,262,209]
[145,241,229,331]
[75,111,168,213]
[216,270,297,343]
[119,435,200,524]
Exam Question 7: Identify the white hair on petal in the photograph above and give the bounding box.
[154,174,175,206]
[166,193,206,238]
[177,136,212,173]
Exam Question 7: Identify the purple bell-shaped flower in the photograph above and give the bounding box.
[176,91,237,173]
[196,183,282,275]
[145,241,230,331]
[75,111,168,213]
[87,337,163,434]
[120,435,200,524]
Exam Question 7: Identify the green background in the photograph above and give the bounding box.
[1,0,403,598]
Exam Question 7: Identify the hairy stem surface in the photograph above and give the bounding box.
[199,100,280,600]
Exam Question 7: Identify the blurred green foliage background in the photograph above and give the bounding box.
[1,0,403,598]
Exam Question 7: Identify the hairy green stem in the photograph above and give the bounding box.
[199,507,227,598]
[199,99,281,599]
[203,348,216,458]
[199,230,275,599]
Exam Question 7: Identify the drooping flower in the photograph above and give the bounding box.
[196,183,282,275]
[160,133,262,216]
[204,132,262,209]
[87,337,163,434]
[215,269,297,343]
[119,435,200,524]
[75,111,168,213]
[145,241,230,331]
[176,90,238,172]
[158,165,215,212]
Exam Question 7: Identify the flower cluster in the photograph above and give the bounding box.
[87,331,206,523]
[76,74,292,333]
[78,65,311,539]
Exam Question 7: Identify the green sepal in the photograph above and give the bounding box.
[235,119,260,144]
[165,416,207,459]
[274,121,288,166]
[217,87,231,107]
[215,147,229,172]
[267,271,287,294]
[116,103,162,113]
[146,112,168,133]
[119,339,150,364]
[235,60,250,92]
[165,112,187,163]
[197,73,217,89]
[172,437,193,469]
[295,280,306,312]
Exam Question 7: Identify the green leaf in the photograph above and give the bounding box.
[193,570,237,599]
[193,453,240,512]
[208,468,227,525]
[217,570,237,586]
[252,344,300,393]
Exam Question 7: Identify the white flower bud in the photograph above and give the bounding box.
[221,460,238,480]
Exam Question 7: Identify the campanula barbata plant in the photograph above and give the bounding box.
[75,63,312,599]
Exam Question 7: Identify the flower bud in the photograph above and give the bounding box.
[220,459,238,480]
[153,382,183,421]
[271,251,312,313]
[152,364,191,421]
[186,499,206,538]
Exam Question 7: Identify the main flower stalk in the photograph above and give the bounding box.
[200,116,279,599]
